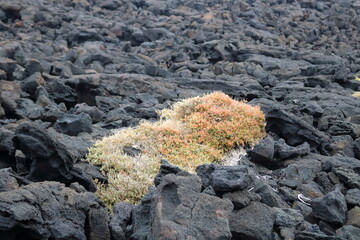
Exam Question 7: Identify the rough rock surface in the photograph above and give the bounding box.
[311,189,348,225]
[0,181,110,240]
[150,173,233,240]
[229,201,276,240]
[12,122,96,191]
[0,0,360,239]
[0,168,19,192]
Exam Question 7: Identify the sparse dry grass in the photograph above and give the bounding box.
[87,92,266,208]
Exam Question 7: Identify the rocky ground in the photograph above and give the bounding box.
[0,0,360,239]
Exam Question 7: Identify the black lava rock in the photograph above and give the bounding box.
[54,113,92,136]
[311,189,348,226]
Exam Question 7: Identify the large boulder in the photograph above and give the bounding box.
[211,166,254,192]
[252,177,290,208]
[0,181,110,240]
[130,187,155,240]
[247,136,275,163]
[274,139,310,160]
[276,158,322,189]
[229,201,276,240]
[264,108,332,155]
[45,79,78,107]
[109,202,134,240]
[15,98,44,120]
[149,173,234,240]
[223,190,261,210]
[20,72,46,96]
[12,122,95,191]
[54,113,92,136]
[196,164,255,193]
[311,189,347,225]
[273,207,304,228]
[248,137,311,164]
[73,103,105,123]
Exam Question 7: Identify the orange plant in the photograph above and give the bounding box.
[160,92,265,148]
[156,91,266,169]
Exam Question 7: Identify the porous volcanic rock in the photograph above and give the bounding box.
[0,0,359,239]
[150,173,233,240]
[0,181,110,240]
[12,122,96,191]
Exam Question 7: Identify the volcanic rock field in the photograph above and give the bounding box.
[1,0,360,239]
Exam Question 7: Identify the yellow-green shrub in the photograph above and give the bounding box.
[87,92,266,208]
[353,92,360,98]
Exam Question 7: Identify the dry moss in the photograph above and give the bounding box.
[87,92,266,208]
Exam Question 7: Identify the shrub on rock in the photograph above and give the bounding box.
[87,92,265,207]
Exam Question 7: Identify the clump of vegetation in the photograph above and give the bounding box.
[87,92,266,208]
[352,92,360,98]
